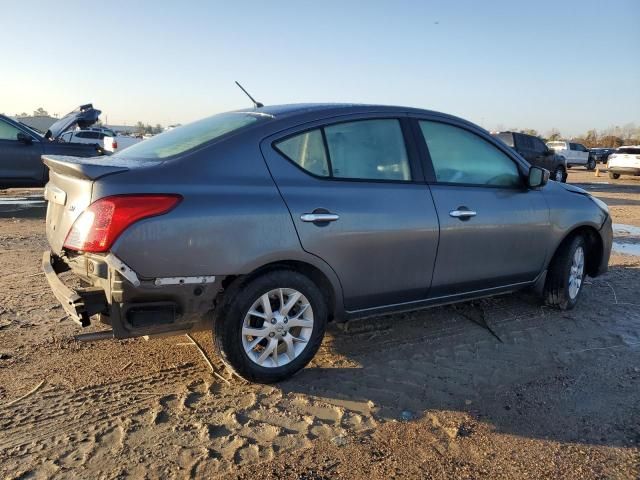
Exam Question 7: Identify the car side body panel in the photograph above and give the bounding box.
[540,181,609,270]
[40,104,612,338]
[259,113,440,311]
[95,131,346,317]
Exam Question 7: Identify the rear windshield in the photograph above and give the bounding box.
[114,111,269,160]
[617,147,640,154]
[492,133,514,147]
[547,142,566,149]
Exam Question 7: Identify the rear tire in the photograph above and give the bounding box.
[543,235,587,310]
[609,172,620,179]
[587,158,596,171]
[213,270,327,383]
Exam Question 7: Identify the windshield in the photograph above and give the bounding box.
[547,141,566,149]
[617,147,640,154]
[493,133,514,147]
[114,111,269,160]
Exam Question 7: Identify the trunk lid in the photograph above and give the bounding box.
[45,104,101,140]
[43,155,129,253]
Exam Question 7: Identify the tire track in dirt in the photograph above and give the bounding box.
[1,217,639,478]
[2,287,638,478]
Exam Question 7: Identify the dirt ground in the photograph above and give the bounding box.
[0,169,639,479]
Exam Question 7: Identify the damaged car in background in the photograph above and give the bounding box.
[42,103,612,383]
[0,104,104,188]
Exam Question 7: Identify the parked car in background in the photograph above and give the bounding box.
[42,103,612,383]
[0,104,105,188]
[546,141,595,170]
[102,134,142,153]
[86,126,119,137]
[607,146,640,179]
[492,131,567,182]
[590,147,616,164]
[60,129,115,149]
[61,128,142,154]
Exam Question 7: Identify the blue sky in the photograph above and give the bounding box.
[1,0,638,135]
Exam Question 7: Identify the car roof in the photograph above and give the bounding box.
[232,103,472,126]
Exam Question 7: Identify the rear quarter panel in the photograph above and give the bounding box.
[98,133,342,301]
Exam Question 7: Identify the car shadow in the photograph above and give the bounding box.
[280,268,640,449]
[591,196,640,207]
[573,181,640,196]
[0,191,46,219]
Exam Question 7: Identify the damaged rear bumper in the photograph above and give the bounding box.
[42,250,222,338]
[42,252,107,326]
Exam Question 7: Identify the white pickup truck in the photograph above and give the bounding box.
[546,141,596,170]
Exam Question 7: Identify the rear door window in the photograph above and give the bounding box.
[618,147,640,154]
[275,130,329,177]
[275,119,412,181]
[418,120,522,188]
[325,120,410,180]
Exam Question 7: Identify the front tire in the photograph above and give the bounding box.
[544,235,587,310]
[552,166,567,183]
[587,158,596,171]
[213,270,327,383]
[609,172,620,179]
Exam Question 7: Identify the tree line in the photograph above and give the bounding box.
[135,122,164,135]
[8,107,637,148]
[511,123,639,149]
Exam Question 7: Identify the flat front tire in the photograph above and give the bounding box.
[544,235,587,310]
[213,270,327,383]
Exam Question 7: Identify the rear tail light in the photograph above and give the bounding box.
[112,140,118,150]
[63,194,182,252]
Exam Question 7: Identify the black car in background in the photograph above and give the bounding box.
[492,131,567,182]
[0,104,105,188]
[590,147,616,164]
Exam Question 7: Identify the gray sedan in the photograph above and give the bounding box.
[42,104,612,383]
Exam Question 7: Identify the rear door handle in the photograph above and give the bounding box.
[301,213,340,223]
[449,209,477,219]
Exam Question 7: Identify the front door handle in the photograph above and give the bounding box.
[301,213,340,223]
[449,209,477,219]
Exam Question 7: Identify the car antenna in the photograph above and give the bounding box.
[235,81,264,108]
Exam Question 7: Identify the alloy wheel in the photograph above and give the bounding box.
[241,288,314,368]
[568,246,584,300]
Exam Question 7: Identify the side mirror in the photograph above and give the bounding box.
[528,166,549,188]
[16,132,33,145]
